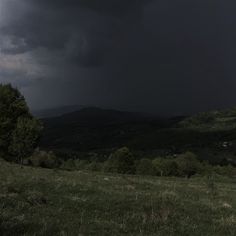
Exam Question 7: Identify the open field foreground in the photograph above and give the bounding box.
[1,159,236,236]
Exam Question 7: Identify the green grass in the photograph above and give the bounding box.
[1,159,236,235]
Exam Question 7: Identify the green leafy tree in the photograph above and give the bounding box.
[9,118,43,164]
[0,84,42,162]
[176,152,201,178]
[152,158,179,176]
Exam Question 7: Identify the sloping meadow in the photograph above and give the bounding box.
[0,158,236,235]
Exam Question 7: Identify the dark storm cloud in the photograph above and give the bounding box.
[1,0,236,114]
[25,0,148,15]
[1,0,152,66]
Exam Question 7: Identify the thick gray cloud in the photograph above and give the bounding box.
[0,0,236,115]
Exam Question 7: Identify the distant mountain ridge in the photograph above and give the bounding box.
[32,105,85,118]
[44,107,158,126]
[40,107,183,151]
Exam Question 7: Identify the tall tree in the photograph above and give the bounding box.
[0,84,42,162]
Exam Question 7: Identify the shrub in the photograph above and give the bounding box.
[199,161,213,176]
[103,147,135,174]
[175,152,201,177]
[136,159,156,176]
[86,161,103,172]
[212,165,236,177]
[74,159,89,170]
[29,150,59,169]
[60,159,77,171]
[152,158,179,176]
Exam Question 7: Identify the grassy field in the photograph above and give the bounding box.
[1,159,236,235]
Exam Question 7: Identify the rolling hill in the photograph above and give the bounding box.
[32,105,85,118]
[40,107,182,151]
[40,107,236,164]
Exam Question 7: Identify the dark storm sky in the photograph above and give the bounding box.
[0,0,236,115]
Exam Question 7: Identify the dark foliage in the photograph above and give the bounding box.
[0,84,42,163]
[40,107,236,166]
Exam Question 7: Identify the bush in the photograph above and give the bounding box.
[103,147,135,174]
[60,159,77,171]
[212,165,236,177]
[175,152,201,177]
[86,161,103,172]
[74,159,89,170]
[136,159,156,176]
[152,158,179,176]
[29,150,59,169]
[199,161,213,176]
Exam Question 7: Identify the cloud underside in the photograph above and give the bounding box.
[0,0,236,114]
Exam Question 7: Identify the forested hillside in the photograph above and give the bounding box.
[40,107,236,165]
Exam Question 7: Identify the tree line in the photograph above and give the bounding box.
[27,147,236,178]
